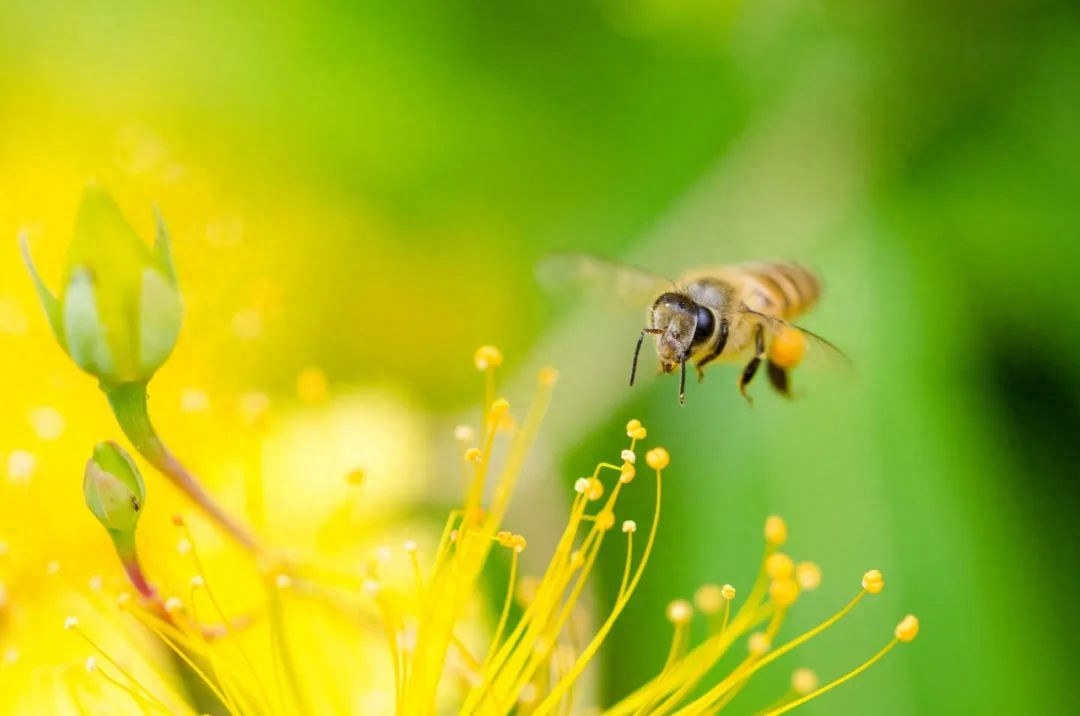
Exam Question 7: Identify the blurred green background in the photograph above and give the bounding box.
[3,0,1078,713]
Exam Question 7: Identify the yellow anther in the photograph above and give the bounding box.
[791,667,819,695]
[625,419,643,435]
[645,447,670,470]
[596,510,615,531]
[721,583,736,600]
[495,531,513,547]
[538,367,559,386]
[748,632,771,656]
[346,469,366,486]
[474,345,503,370]
[895,614,919,642]
[764,516,788,546]
[765,553,795,580]
[796,561,822,591]
[574,477,590,494]
[629,426,647,440]
[621,449,636,464]
[622,520,637,534]
[453,425,475,442]
[861,569,884,595]
[693,584,724,615]
[489,398,510,418]
[769,578,800,608]
[464,447,483,463]
[585,478,604,501]
[510,535,528,553]
[619,463,636,483]
[666,599,694,625]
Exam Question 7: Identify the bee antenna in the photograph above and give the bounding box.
[679,357,687,406]
[630,328,662,387]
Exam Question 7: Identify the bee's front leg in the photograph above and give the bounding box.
[737,324,766,405]
[694,319,729,383]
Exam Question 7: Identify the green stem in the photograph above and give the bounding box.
[111,530,158,600]
[104,381,262,555]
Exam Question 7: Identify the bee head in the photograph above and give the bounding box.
[649,292,713,371]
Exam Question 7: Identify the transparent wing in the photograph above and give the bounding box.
[536,253,672,309]
[742,307,853,372]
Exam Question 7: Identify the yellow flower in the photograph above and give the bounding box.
[56,347,919,715]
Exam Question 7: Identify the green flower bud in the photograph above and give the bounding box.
[83,441,147,534]
[20,185,183,387]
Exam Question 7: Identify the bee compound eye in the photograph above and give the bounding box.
[693,306,714,344]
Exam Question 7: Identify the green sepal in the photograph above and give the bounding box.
[18,231,64,345]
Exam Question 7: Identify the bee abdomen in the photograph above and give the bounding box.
[744,262,821,318]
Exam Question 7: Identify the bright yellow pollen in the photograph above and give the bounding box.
[585,478,604,501]
[895,615,919,642]
[796,561,822,590]
[464,447,483,463]
[619,463,636,483]
[721,583,736,600]
[596,510,615,531]
[769,578,799,608]
[791,667,819,694]
[693,584,724,615]
[764,516,788,546]
[862,569,884,595]
[645,447,670,471]
[474,345,504,370]
[537,367,559,386]
[510,535,527,553]
[666,600,694,625]
[765,552,795,580]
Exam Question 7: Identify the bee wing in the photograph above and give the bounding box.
[743,308,853,372]
[536,253,671,309]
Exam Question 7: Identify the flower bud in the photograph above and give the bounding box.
[83,441,146,534]
[21,185,183,386]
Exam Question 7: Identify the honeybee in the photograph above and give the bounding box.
[540,256,845,405]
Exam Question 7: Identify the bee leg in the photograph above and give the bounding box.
[737,325,766,404]
[766,361,793,398]
[694,319,730,383]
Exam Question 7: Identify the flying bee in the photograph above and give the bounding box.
[540,255,846,405]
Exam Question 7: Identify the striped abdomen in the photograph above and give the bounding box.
[737,262,821,319]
